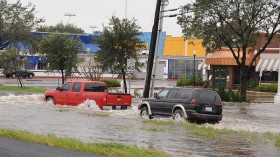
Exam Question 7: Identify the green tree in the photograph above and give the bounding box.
[39,33,83,84]
[178,0,280,101]
[0,0,43,50]
[95,16,145,93]
[37,22,85,34]
[0,49,29,73]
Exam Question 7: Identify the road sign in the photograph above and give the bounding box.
[127,58,136,73]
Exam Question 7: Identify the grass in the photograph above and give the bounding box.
[0,85,47,93]
[141,119,280,147]
[140,126,165,132]
[0,128,170,157]
[87,112,111,117]
[275,135,280,147]
[56,108,70,112]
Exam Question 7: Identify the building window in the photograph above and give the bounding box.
[261,71,278,82]
[168,59,202,79]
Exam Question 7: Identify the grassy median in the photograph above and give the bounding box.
[0,128,169,157]
[142,119,280,147]
[0,85,47,93]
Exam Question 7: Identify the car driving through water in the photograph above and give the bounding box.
[138,88,223,123]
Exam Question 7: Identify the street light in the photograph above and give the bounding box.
[89,26,97,34]
[64,13,76,24]
[193,50,197,87]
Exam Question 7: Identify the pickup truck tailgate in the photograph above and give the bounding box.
[106,93,132,106]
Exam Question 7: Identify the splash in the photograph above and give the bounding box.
[77,99,101,111]
[0,93,45,105]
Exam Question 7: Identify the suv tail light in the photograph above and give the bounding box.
[101,96,107,103]
[191,99,196,105]
[219,102,223,108]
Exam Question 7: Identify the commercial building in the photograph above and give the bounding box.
[199,34,280,89]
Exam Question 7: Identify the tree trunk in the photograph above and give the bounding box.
[239,66,248,101]
[122,74,127,93]
[122,70,127,93]
[61,69,65,84]
[17,77,23,88]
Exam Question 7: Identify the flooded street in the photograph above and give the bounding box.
[0,93,280,156]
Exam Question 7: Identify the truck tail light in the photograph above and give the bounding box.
[191,99,196,105]
[101,96,107,103]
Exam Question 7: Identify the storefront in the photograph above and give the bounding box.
[204,48,258,89]
[255,51,279,84]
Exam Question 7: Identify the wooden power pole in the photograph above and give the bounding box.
[143,0,162,98]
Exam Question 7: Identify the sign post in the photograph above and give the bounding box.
[127,58,136,94]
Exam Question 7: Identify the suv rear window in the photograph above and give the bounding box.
[84,83,107,92]
[195,90,221,105]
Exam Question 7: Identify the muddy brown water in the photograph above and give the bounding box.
[0,93,280,157]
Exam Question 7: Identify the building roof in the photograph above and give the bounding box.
[7,32,167,55]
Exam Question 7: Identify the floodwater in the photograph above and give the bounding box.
[0,93,280,157]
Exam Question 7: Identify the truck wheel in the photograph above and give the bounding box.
[46,97,54,104]
[140,107,153,119]
[173,109,186,121]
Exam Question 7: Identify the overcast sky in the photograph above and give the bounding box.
[17,0,193,36]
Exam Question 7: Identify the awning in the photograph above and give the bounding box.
[26,56,40,67]
[256,54,280,72]
[198,59,210,70]
[206,48,256,66]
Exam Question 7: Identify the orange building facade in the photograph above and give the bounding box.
[160,35,206,79]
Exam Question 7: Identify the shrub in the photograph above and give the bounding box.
[195,75,204,86]
[228,88,242,102]
[176,74,204,87]
[247,79,257,89]
[100,79,121,87]
[216,87,242,102]
[176,75,188,86]
[216,86,230,102]
[255,84,277,93]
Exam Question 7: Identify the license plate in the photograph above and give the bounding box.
[205,107,212,111]
[116,106,121,109]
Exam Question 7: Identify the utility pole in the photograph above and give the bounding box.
[150,0,168,97]
[143,0,162,98]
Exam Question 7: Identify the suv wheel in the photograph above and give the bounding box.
[140,107,153,119]
[11,73,17,79]
[173,109,186,121]
[28,74,33,79]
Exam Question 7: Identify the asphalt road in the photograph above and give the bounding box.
[0,137,105,157]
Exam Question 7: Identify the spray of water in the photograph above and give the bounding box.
[77,99,101,111]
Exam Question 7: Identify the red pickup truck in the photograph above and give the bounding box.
[44,80,132,110]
